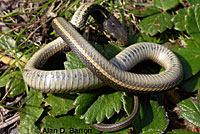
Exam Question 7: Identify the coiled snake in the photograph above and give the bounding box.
[22,3,183,132]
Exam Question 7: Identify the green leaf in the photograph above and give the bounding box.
[0,71,21,88]
[184,39,200,48]
[0,70,25,98]
[41,115,99,134]
[19,89,43,134]
[139,12,173,36]
[74,92,100,115]
[82,91,122,123]
[181,72,200,92]
[91,42,104,54]
[172,9,187,31]
[121,92,134,116]
[136,33,161,43]
[74,92,133,133]
[186,5,200,43]
[6,73,26,98]
[152,0,179,10]
[166,129,200,134]
[141,101,167,133]
[134,97,168,134]
[45,93,75,116]
[178,97,200,128]
[174,48,200,79]
[130,6,161,17]
[104,42,124,59]
[186,0,200,6]
[64,52,86,69]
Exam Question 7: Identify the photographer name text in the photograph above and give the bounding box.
[41,127,92,134]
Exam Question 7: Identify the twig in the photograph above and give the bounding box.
[0,26,22,39]
[0,112,20,129]
[0,87,12,104]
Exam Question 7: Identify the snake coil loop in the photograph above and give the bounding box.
[23,3,183,132]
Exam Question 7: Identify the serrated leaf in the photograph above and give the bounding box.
[181,72,200,92]
[179,97,200,128]
[184,39,200,48]
[141,101,167,133]
[41,115,99,134]
[75,91,136,133]
[174,48,200,79]
[134,97,168,133]
[45,93,75,116]
[130,6,161,17]
[74,92,100,115]
[166,129,200,134]
[172,9,187,31]
[82,91,122,123]
[152,0,179,10]
[121,92,134,116]
[186,0,200,6]
[186,5,200,43]
[139,12,173,36]
[19,89,43,134]
[64,52,86,69]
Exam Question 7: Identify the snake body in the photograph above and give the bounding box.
[52,17,183,93]
[22,3,183,132]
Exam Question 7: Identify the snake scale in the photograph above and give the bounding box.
[22,3,183,132]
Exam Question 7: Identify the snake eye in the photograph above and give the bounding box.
[111,22,115,27]
[106,20,115,28]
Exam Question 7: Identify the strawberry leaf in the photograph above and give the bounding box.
[81,91,122,123]
[152,0,179,10]
[179,97,200,128]
[45,93,75,116]
[139,12,173,36]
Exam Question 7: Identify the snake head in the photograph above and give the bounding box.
[103,15,128,46]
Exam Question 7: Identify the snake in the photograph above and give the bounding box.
[22,2,183,132]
